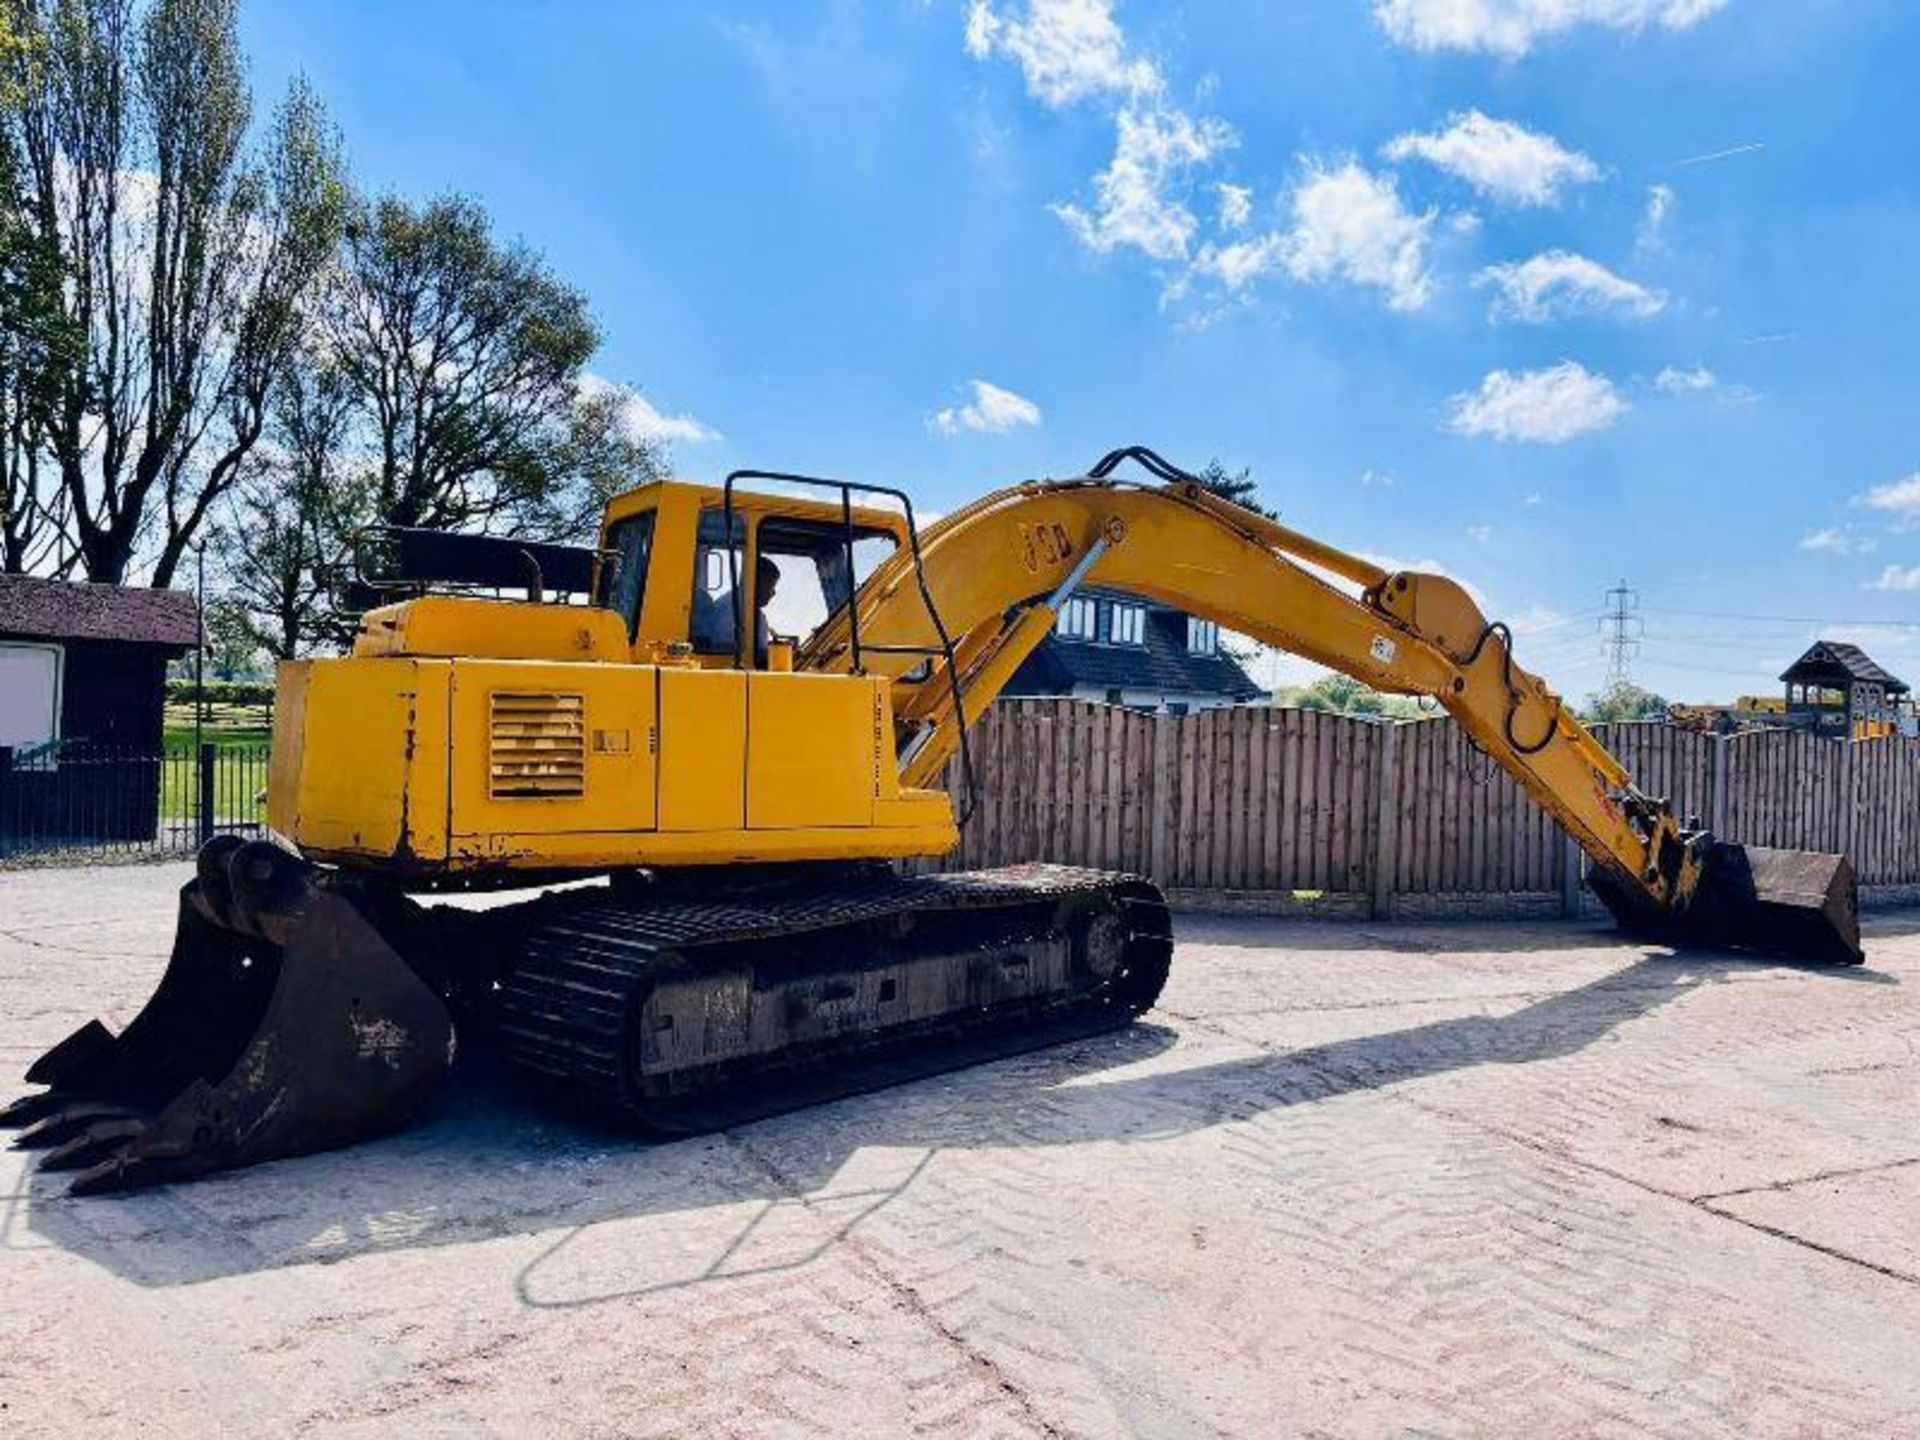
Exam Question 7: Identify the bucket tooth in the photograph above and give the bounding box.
[0,1091,63,1129]
[13,1102,137,1151]
[40,1120,145,1174]
[11,841,456,1194]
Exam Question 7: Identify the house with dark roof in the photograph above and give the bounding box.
[1780,640,1912,737]
[0,575,199,850]
[1002,587,1266,714]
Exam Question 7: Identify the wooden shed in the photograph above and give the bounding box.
[0,576,199,849]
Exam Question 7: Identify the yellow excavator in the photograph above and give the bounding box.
[5,448,1862,1193]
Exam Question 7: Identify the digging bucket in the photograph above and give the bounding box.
[1593,841,1863,967]
[2,838,454,1194]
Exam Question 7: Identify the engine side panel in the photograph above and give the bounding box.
[271,655,956,878]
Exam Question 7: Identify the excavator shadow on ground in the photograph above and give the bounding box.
[9,927,1895,1298]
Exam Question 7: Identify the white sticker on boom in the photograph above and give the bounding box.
[1370,635,1397,665]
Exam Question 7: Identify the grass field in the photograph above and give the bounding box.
[157,710,271,820]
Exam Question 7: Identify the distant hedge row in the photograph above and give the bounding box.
[164,678,276,708]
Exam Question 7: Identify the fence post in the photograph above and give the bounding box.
[197,741,216,849]
[1149,711,1174,884]
[1369,722,1401,919]
[1560,834,1583,918]
[0,745,11,858]
[1837,739,1857,864]
[1707,731,1729,835]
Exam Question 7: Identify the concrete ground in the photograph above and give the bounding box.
[2,865,1918,1438]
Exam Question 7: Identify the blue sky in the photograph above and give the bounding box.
[242,0,1920,702]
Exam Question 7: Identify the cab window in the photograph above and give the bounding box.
[601,511,656,639]
[756,519,897,647]
[689,509,747,656]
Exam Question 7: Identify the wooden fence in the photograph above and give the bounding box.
[930,700,1920,916]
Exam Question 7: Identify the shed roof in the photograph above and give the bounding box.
[1780,640,1908,695]
[1005,588,1264,702]
[0,574,199,648]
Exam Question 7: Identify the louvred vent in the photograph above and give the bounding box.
[489,692,586,798]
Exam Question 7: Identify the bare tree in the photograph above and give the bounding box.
[212,354,360,658]
[2,0,345,584]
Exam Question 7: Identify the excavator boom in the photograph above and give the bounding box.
[807,447,1860,966]
[6,448,1862,1194]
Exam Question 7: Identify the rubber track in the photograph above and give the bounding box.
[494,863,1172,1131]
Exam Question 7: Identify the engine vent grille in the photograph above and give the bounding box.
[489,692,586,799]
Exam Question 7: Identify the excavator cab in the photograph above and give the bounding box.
[593,479,913,669]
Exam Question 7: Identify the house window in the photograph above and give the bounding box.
[1057,597,1098,641]
[1187,618,1218,656]
[1108,603,1145,646]
[0,643,62,752]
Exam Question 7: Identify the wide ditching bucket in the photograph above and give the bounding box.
[1594,840,1863,967]
[2,838,453,1195]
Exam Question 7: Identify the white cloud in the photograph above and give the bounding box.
[1868,565,1920,592]
[1856,473,1920,527]
[929,379,1044,436]
[1196,230,1286,289]
[1799,527,1875,556]
[964,0,1159,108]
[1382,111,1599,207]
[1638,182,1674,250]
[1466,524,1494,543]
[1354,551,1491,609]
[1655,364,1716,393]
[1360,467,1397,488]
[1508,603,1570,635]
[1053,105,1236,261]
[1373,0,1729,57]
[1216,181,1253,231]
[579,374,720,445]
[1523,491,1544,506]
[1211,160,1435,311]
[1447,361,1627,443]
[1475,250,1666,322]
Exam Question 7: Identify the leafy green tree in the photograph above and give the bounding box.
[1274,673,1422,719]
[201,595,265,678]
[1,0,348,584]
[1582,681,1670,724]
[0,9,82,573]
[323,194,661,543]
[1196,458,1276,519]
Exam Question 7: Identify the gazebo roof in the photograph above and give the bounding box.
[1780,640,1908,696]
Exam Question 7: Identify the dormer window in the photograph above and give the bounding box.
[1188,618,1218,656]
[1108,603,1146,646]
[1057,596,1098,641]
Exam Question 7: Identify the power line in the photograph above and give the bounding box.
[1637,651,1784,681]
[1641,606,1920,630]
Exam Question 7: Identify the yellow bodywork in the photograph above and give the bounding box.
[268,482,953,875]
[269,469,1704,919]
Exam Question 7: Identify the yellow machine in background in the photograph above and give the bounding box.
[6,448,1864,1193]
